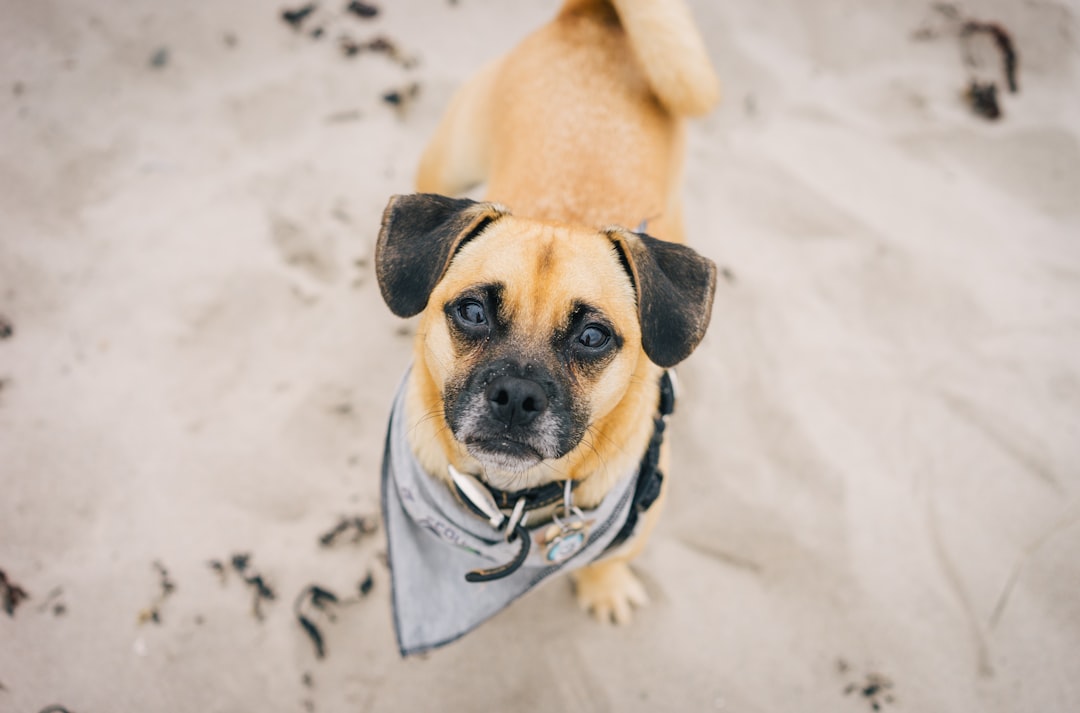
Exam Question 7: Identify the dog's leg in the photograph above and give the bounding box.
[416,62,498,195]
[572,479,668,624]
[572,558,649,626]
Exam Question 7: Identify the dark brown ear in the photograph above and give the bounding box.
[605,227,717,368]
[376,193,509,317]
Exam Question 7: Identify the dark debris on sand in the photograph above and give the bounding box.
[382,81,421,119]
[318,514,379,547]
[961,19,1019,93]
[838,659,897,712]
[966,80,1001,119]
[912,3,1019,120]
[282,3,318,29]
[294,572,376,659]
[346,1,380,19]
[230,553,277,620]
[149,47,169,68]
[339,34,417,68]
[0,569,30,617]
[206,553,277,620]
[138,560,177,625]
[37,586,67,617]
[294,584,339,659]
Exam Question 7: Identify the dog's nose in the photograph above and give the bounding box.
[486,376,548,427]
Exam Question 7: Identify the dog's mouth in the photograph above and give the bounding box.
[463,437,545,473]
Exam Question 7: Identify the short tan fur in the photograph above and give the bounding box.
[378,0,719,624]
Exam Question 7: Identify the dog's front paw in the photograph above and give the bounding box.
[572,560,649,625]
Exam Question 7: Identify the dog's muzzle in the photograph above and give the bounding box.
[447,360,574,471]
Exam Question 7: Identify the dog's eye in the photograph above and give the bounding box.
[578,324,610,349]
[457,300,487,325]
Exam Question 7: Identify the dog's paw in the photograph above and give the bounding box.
[572,560,649,625]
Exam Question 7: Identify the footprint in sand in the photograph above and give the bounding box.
[269,214,340,285]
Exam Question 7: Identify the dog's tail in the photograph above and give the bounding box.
[562,0,720,117]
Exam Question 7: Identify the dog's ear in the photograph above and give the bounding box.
[605,227,717,368]
[376,193,509,317]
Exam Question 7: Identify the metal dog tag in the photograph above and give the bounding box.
[541,517,590,563]
[540,481,592,563]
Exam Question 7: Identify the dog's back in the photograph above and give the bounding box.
[416,0,718,240]
[560,0,719,117]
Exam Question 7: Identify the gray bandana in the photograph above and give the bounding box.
[381,369,639,656]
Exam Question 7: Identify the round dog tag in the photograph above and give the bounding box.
[542,520,589,563]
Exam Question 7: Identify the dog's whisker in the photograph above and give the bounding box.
[406,407,446,440]
[584,423,625,459]
[581,426,613,478]
[536,459,570,483]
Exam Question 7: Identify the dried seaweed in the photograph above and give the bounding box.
[346,1,379,19]
[912,4,1020,120]
[339,34,416,68]
[246,574,275,617]
[339,36,360,56]
[138,560,176,625]
[358,571,374,597]
[368,35,416,68]
[207,559,227,584]
[961,20,1018,93]
[231,553,250,571]
[965,80,1000,120]
[838,661,897,711]
[282,3,318,29]
[382,82,421,119]
[1,568,30,617]
[299,616,326,658]
[318,514,378,547]
[229,552,276,620]
[206,553,276,618]
[294,574,374,659]
[295,585,336,659]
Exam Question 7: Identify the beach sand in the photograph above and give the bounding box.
[2,0,1078,711]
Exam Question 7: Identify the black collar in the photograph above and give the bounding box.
[479,477,576,511]
[604,369,675,551]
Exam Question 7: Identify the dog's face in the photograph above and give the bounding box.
[377,194,716,485]
[420,213,642,474]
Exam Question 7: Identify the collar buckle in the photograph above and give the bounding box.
[448,465,506,528]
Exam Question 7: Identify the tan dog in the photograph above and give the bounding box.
[376,0,719,628]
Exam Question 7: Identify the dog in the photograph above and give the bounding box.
[375,0,719,655]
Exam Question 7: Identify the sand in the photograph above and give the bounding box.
[1,0,1079,711]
